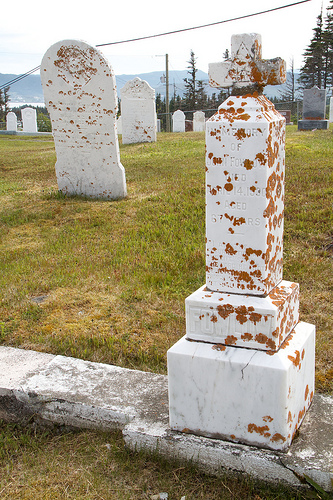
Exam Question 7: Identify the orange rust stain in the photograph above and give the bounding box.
[255,152,266,165]
[255,333,268,344]
[288,411,293,423]
[234,128,247,140]
[244,159,254,170]
[271,433,286,443]
[224,183,233,191]
[212,344,226,351]
[305,385,309,400]
[210,315,218,323]
[230,434,236,440]
[298,407,306,423]
[241,333,253,341]
[248,423,270,437]
[249,312,262,324]
[225,243,237,255]
[224,335,238,345]
[288,350,301,368]
[266,339,276,350]
[217,304,234,319]
[263,416,273,422]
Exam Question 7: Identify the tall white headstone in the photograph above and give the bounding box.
[22,107,37,133]
[193,111,205,132]
[172,110,185,132]
[41,39,126,199]
[168,33,315,451]
[121,77,157,144]
[6,112,17,132]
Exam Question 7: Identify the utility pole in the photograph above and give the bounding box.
[166,54,170,132]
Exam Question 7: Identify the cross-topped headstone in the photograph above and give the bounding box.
[168,33,315,453]
[209,33,286,95]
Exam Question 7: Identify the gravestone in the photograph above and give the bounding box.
[6,112,17,132]
[298,86,329,130]
[278,109,292,125]
[41,39,127,199]
[120,77,157,144]
[117,116,122,135]
[22,107,37,133]
[172,109,185,132]
[330,97,333,123]
[168,33,315,451]
[193,111,205,132]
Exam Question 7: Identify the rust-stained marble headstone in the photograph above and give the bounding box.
[120,77,157,144]
[41,39,126,199]
[168,33,315,452]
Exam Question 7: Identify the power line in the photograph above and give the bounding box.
[0,66,41,90]
[0,0,311,91]
[96,0,311,47]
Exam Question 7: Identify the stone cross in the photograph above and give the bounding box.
[209,33,286,95]
[41,39,127,200]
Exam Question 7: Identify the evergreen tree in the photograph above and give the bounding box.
[183,50,198,110]
[323,0,333,87]
[299,9,325,88]
[0,86,10,123]
[279,58,300,101]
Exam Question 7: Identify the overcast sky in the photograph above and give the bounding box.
[0,0,330,79]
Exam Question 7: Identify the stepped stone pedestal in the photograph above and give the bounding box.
[167,33,315,451]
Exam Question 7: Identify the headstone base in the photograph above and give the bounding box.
[167,321,315,451]
[185,281,299,351]
[298,120,329,130]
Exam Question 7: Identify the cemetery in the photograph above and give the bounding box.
[0,26,333,499]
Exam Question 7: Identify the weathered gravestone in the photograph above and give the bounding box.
[193,111,205,132]
[278,109,292,125]
[6,112,17,132]
[120,77,157,144]
[41,39,127,199]
[22,107,37,133]
[117,116,122,135]
[172,109,185,132]
[168,33,315,451]
[298,86,329,130]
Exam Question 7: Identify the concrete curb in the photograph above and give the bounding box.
[0,346,332,492]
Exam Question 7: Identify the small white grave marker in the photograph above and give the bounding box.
[172,110,185,132]
[6,112,17,132]
[22,107,37,133]
[121,77,157,144]
[168,33,315,451]
[193,111,205,132]
[41,39,126,199]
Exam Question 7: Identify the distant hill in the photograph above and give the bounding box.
[0,69,294,106]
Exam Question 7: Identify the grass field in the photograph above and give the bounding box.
[0,127,332,498]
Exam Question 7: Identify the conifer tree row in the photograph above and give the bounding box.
[300,0,333,88]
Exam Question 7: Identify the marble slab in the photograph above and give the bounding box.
[186,280,299,351]
[168,321,315,451]
[41,39,127,199]
[206,95,285,295]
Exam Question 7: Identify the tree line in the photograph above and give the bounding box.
[299,0,333,89]
[1,2,332,127]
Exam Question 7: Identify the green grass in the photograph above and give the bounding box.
[0,421,317,500]
[0,128,332,498]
